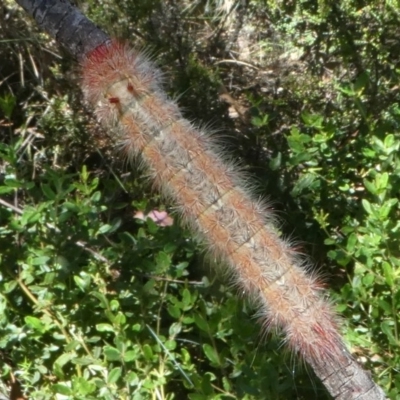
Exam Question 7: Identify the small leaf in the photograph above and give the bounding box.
[194,313,209,332]
[269,152,282,170]
[165,339,176,351]
[72,357,97,365]
[201,372,216,395]
[169,322,182,337]
[104,346,121,361]
[155,251,171,271]
[91,191,101,202]
[96,323,115,333]
[123,350,138,362]
[74,275,89,292]
[73,377,96,395]
[92,292,109,309]
[382,262,394,287]
[376,172,389,190]
[142,344,153,360]
[0,93,16,119]
[54,352,75,368]
[381,321,398,346]
[167,304,181,319]
[301,112,323,129]
[0,186,15,194]
[108,367,122,384]
[52,384,72,395]
[188,395,207,400]
[378,299,392,315]
[346,233,357,253]
[384,134,395,149]
[182,288,191,309]
[379,199,398,220]
[31,256,50,266]
[25,316,47,333]
[362,199,372,215]
[114,312,126,326]
[97,224,112,234]
[41,184,56,200]
[202,344,220,366]
[363,179,376,195]
[81,165,88,182]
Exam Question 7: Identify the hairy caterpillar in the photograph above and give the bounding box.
[79,38,387,399]
[81,40,343,364]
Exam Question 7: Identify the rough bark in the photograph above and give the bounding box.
[16,0,108,60]
[14,0,387,399]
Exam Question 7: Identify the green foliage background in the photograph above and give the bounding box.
[0,0,399,398]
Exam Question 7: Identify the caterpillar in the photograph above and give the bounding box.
[81,40,343,366]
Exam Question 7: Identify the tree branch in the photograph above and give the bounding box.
[16,0,108,60]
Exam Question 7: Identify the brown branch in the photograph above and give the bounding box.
[15,0,108,61]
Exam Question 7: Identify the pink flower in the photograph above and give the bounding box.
[134,210,174,227]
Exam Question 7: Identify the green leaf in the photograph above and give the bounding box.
[52,384,72,395]
[108,367,122,384]
[382,262,394,287]
[73,377,96,395]
[72,357,98,365]
[96,323,115,332]
[31,256,50,266]
[301,112,323,129]
[353,71,369,93]
[104,346,121,361]
[201,372,216,395]
[182,288,192,309]
[155,251,171,271]
[64,340,80,352]
[375,172,389,191]
[202,344,220,366]
[0,186,15,194]
[194,313,209,332]
[54,352,75,368]
[123,350,138,362]
[81,165,89,181]
[381,321,398,346]
[3,280,17,293]
[287,128,311,153]
[91,191,101,202]
[41,184,56,200]
[269,152,282,170]
[363,179,376,195]
[169,322,182,337]
[74,275,90,292]
[98,223,112,234]
[142,344,153,360]
[24,316,47,333]
[291,173,317,196]
[114,312,126,326]
[92,292,109,309]
[378,299,392,315]
[384,134,395,149]
[188,395,207,400]
[346,233,357,253]
[379,199,398,220]
[167,304,181,319]
[20,208,41,226]
[165,339,176,351]
[362,199,372,215]
[0,93,16,119]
